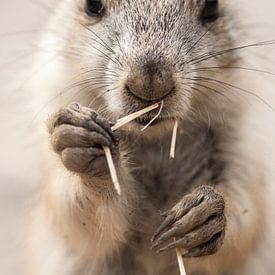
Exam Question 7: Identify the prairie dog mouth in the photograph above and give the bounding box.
[115,101,174,129]
[135,116,164,126]
[134,101,166,126]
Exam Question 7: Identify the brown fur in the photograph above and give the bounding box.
[25,0,273,274]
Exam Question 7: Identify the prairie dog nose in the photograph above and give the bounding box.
[126,61,175,101]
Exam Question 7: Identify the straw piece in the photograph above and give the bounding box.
[103,146,121,195]
[170,120,178,159]
[176,248,186,275]
[111,103,160,131]
[105,102,161,195]
[141,100,164,131]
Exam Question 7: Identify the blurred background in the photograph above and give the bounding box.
[0,0,275,274]
[0,1,55,274]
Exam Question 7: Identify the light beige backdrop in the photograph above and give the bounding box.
[0,0,274,274]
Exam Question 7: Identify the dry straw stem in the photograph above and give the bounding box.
[141,100,164,131]
[103,146,121,195]
[176,248,187,275]
[111,103,160,131]
[171,125,185,274]
[170,120,179,159]
[104,102,162,195]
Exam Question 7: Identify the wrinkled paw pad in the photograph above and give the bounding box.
[151,186,226,258]
[47,103,119,174]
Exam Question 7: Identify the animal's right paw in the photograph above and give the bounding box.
[48,103,118,176]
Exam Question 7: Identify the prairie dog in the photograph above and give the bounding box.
[25,0,275,274]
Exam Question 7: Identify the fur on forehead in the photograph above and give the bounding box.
[104,0,203,13]
[102,0,208,38]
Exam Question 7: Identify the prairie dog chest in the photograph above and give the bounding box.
[127,121,225,209]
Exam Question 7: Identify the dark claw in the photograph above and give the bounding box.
[158,241,188,254]
[50,104,114,143]
[94,115,115,139]
[158,241,179,253]
[151,213,176,243]
[86,120,113,143]
[157,214,225,253]
[152,226,181,248]
[152,186,226,258]
[152,190,206,244]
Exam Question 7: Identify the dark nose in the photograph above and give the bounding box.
[126,62,175,101]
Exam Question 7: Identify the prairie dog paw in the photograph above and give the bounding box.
[152,186,226,257]
[48,103,119,176]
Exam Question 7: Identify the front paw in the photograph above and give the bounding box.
[48,103,119,177]
[152,186,226,257]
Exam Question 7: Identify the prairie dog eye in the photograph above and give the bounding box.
[202,0,219,22]
[85,0,105,17]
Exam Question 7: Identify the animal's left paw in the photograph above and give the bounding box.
[151,185,226,257]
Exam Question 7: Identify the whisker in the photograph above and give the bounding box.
[80,23,123,67]
[84,41,121,68]
[30,79,112,124]
[61,79,115,97]
[188,40,275,65]
[176,24,201,60]
[182,84,211,102]
[65,84,112,106]
[81,23,116,56]
[192,76,275,110]
[113,34,125,61]
[190,66,275,77]
[185,80,233,104]
[88,86,119,108]
[80,67,119,78]
[186,24,214,56]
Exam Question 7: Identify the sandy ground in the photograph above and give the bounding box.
[0,1,275,274]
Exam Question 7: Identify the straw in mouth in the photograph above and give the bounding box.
[111,102,160,131]
[104,101,164,196]
[141,101,164,131]
[105,101,180,195]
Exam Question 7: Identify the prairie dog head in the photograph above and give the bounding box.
[44,0,238,131]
